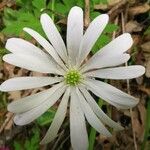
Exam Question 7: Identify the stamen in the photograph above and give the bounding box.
[65,69,82,86]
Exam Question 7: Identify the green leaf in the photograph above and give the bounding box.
[141,98,150,150]
[32,0,46,10]
[14,141,22,150]
[0,48,8,56]
[36,108,56,126]
[24,128,40,150]
[144,26,150,35]
[90,11,101,20]
[55,3,69,15]
[76,0,84,8]
[62,0,76,8]
[92,34,111,54]
[104,24,119,33]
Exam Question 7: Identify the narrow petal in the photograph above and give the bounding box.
[67,6,83,65]
[23,28,67,70]
[3,54,63,74]
[80,87,123,130]
[76,88,111,137]
[81,53,130,73]
[14,85,66,125]
[8,82,64,114]
[40,88,70,144]
[6,38,49,57]
[85,65,145,79]
[70,88,88,150]
[96,33,133,57]
[0,77,62,91]
[82,33,133,72]
[77,14,109,66]
[84,79,139,108]
[40,14,68,62]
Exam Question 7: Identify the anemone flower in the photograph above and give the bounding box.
[0,6,145,150]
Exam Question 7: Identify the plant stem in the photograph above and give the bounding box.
[51,0,55,21]
[141,98,150,150]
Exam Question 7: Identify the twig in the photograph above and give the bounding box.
[0,112,14,133]
[84,0,90,28]
[108,0,127,15]
[121,12,138,150]
[112,16,119,40]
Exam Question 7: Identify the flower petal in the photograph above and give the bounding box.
[85,65,145,79]
[67,6,83,65]
[6,38,49,57]
[14,84,66,125]
[70,88,88,150]
[85,79,139,108]
[40,88,70,144]
[40,14,68,62]
[77,14,109,66]
[82,33,133,72]
[8,82,64,114]
[3,54,63,74]
[23,27,67,70]
[79,87,123,130]
[76,88,111,137]
[96,33,133,57]
[81,53,130,73]
[0,77,62,91]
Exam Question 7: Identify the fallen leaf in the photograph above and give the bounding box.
[128,3,150,16]
[125,21,143,33]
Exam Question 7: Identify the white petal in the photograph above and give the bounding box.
[6,38,49,57]
[85,65,145,79]
[40,14,68,62]
[84,79,139,108]
[8,82,64,114]
[80,87,123,130]
[82,33,133,72]
[81,53,130,72]
[40,88,70,144]
[14,85,66,125]
[76,88,111,137]
[23,28,67,70]
[0,77,62,91]
[67,6,83,65]
[70,88,88,150]
[3,54,62,74]
[96,33,133,57]
[77,14,109,66]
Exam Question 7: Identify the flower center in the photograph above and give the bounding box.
[65,69,82,86]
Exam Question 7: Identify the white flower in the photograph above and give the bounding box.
[0,6,145,150]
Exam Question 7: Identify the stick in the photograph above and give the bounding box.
[84,0,90,28]
[121,12,138,150]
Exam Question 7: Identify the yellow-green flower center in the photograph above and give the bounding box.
[65,69,82,86]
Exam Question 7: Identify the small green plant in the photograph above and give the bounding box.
[13,127,40,150]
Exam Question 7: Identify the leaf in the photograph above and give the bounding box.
[92,34,111,54]
[144,26,150,35]
[55,3,69,15]
[32,0,46,10]
[36,108,56,126]
[14,141,22,150]
[24,127,40,150]
[104,23,119,33]
[90,11,101,20]
[62,0,76,8]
